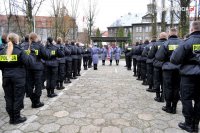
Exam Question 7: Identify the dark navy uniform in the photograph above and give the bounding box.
[134,45,142,80]
[124,46,132,70]
[77,44,83,76]
[140,41,149,85]
[83,47,89,70]
[0,44,35,124]
[45,39,65,98]
[132,45,138,76]
[171,31,200,132]
[148,38,167,102]
[88,47,92,68]
[64,43,72,83]
[145,40,156,92]
[156,35,182,114]
[71,42,78,79]
[56,42,70,89]
[22,41,49,108]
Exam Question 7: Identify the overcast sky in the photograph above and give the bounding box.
[38,0,152,31]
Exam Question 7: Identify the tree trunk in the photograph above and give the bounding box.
[161,0,166,32]
[170,0,174,28]
[151,0,157,37]
[26,0,34,33]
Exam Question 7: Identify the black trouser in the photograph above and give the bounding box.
[163,70,180,107]
[58,63,65,82]
[110,59,112,64]
[46,66,58,91]
[88,56,92,68]
[83,57,88,69]
[66,60,72,79]
[125,55,127,66]
[180,75,200,120]
[42,66,47,88]
[77,58,82,74]
[133,58,137,75]
[141,61,147,82]
[154,67,163,95]
[25,69,30,97]
[147,63,154,88]
[137,60,141,78]
[116,60,119,65]
[3,77,25,114]
[72,59,78,77]
[102,60,105,65]
[28,70,43,102]
[94,64,98,70]
[127,56,132,69]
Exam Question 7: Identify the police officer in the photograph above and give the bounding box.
[124,44,132,70]
[140,40,149,85]
[56,37,70,90]
[45,37,64,98]
[88,45,93,68]
[70,41,78,79]
[171,21,200,133]
[77,43,83,76]
[108,45,114,66]
[0,33,35,124]
[156,28,181,114]
[145,38,157,92]
[135,44,142,80]
[132,42,139,76]
[148,32,168,102]
[64,41,72,83]
[91,43,100,70]
[22,33,49,108]
[114,45,121,65]
[101,45,107,65]
[82,45,89,70]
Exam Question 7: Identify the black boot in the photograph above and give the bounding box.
[47,89,51,97]
[32,96,44,108]
[65,78,71,84]
[59,82,65,90]
[171,102,177,114]
[50,89,57,98]
[193,118,199,133]
[162,101,172,113]
[178,118,194,132]
[8,112,14,124]
[56,82,60,90]
[11,111,27,125]
[154,92,161,102]
[160,92,164,102]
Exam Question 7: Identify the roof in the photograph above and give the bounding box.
[110,13,144,27]
[91,37,129,42]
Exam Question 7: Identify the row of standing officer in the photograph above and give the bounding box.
[0,32,92,125]
[125,22,200,133]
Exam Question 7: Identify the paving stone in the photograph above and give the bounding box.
[39,123,60,133]
[138,113,154,121]
[80,125,101,133]
[54,110,69,117]
[56,117,74,125]
[60,125,80,133]
[111,118,130,126]
[93,119,105,126]
[122,127,143,133]
[4,130,23,133]
[102,126,121,133]
[70,111,87,118]
[22,122,41,132]
[164,128,185,133]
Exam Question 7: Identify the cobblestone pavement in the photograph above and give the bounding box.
[0,61,193,133]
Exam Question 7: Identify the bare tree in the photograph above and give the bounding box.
[70,0,80,40]
[11,0,46,33]
[151,0,157,37]
[161,0,166,31]
[84,0,98,42]
[169,0,174,27]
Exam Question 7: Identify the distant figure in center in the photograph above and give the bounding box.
[108,45,114,66]
[101,45,107,66]
[91,43,100,70]
[114,45,122,65]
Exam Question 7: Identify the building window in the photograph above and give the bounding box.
[136,36,142,41]
[136,27,142,32]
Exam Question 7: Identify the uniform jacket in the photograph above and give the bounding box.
[77,46,83,59]
[65,44,72,61]
[56,43,70,64]
[45,43,65,67]
[22,41,50,70]
[171,31,200,75]
[156,36,182,70]
[148,39,167,68]
[101,47,107,60]
[114,47,121,60]
[0,44,35,78]
[108,47,114,59]
[91,46,100,64]
[143,41,156,64]
[71,44,78,59]
[124,46,133,57]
